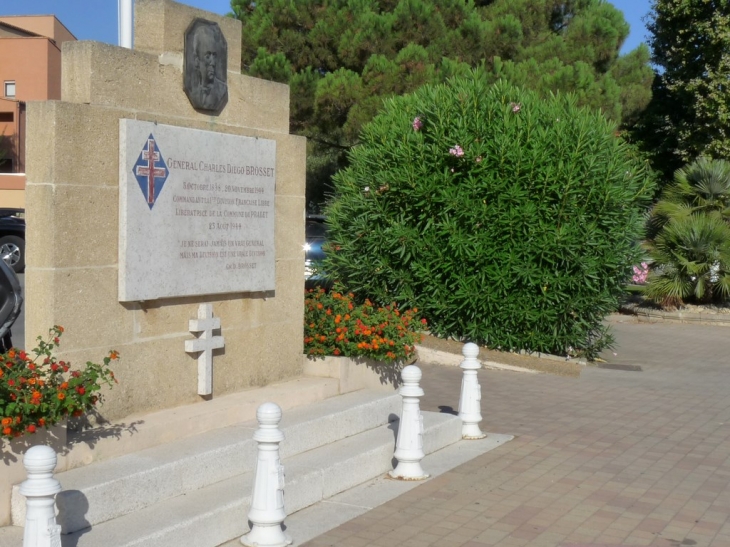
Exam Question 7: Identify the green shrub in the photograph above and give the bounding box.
[643,158,730,307]
[323,75,655,358]
[304,288,423,362]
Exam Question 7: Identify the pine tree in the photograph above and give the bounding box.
[231,0,653,209]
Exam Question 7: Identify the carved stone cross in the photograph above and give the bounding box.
[185,303,224,395]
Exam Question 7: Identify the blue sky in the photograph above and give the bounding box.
[2,0,652,55]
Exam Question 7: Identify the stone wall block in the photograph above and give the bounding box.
[43,268,134,350]
[24,269,57,349]
[261,259,304,326]
[135,0,242,74]
[51,186,118,268]
[28,100,125,187]
[24,184,55,269]
[25,101,58,184]
[134,295,262,339]
[58,335,199,420]
[61,41,289,133]
[275,196,306,261]
[275,135,306,197]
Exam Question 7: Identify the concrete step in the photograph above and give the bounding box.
[227,432,515,547]
[11,389,402,534]
[59,411,462,547]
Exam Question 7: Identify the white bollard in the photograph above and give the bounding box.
[458,342,486,439]
[390,365,429,480]
[241,402,292,547]
[20,445,62,547]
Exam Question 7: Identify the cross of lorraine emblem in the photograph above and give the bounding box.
[132,134,169,209]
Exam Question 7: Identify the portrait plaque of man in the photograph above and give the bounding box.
[184,19,228,112]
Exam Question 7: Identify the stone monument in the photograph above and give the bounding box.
[0,0,306,527]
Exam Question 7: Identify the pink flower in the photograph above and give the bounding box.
[412,117,423,131]
[475,156,482,163]
[449,145,464,157]
[511,102,521,113]
[632,262,649,284]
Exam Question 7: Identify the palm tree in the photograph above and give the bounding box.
[644,158,730,307]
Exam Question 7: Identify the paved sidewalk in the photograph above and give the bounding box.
[303,317,730,547]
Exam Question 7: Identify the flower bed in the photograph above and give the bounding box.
[1,326,118,441]
[304,288,424,362]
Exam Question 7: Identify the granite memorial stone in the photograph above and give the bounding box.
[119,119,276,301]
[183,18,228,112]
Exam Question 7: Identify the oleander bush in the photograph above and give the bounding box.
[304,288,423,362]
[323,75,655,359]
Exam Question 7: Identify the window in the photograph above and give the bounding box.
[0,112,13,122]
[0,159,12,173]
[4,81,15,98]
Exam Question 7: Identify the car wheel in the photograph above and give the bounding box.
[0,235,25,273]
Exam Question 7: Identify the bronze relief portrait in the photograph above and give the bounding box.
[184,19,228,112]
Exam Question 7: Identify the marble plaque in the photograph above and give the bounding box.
[119,120,276,301]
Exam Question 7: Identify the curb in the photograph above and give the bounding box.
[619,303,730,327]
[415,345,541,375]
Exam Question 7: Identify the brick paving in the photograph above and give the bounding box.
[303,316,730,547]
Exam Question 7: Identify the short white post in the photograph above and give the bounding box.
[241,402,292,547]
[20,445,62,547]
[458,342,486,439]
[390,365,429,480]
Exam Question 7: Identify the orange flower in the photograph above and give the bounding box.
[32,391,41,399]
[7,349,15,358]
[26,424,36,433]
[38,418,46,427]
[0,418,10,426]
[317,303,323,310]
[57,392,66,400]
[28,378,36,385]
[2,427,11,436]
[109,350,119,360]
[57,326,64,333]
[60,382,69,390]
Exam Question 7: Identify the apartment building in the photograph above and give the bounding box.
[0,15,76,207]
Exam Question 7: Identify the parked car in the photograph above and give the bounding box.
[304,215,330,289]
[0,208,25,274]
[0,255,22,352]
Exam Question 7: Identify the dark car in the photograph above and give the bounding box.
[304,215,330,289]
[0,255,22,352]
[0,208,25,274]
